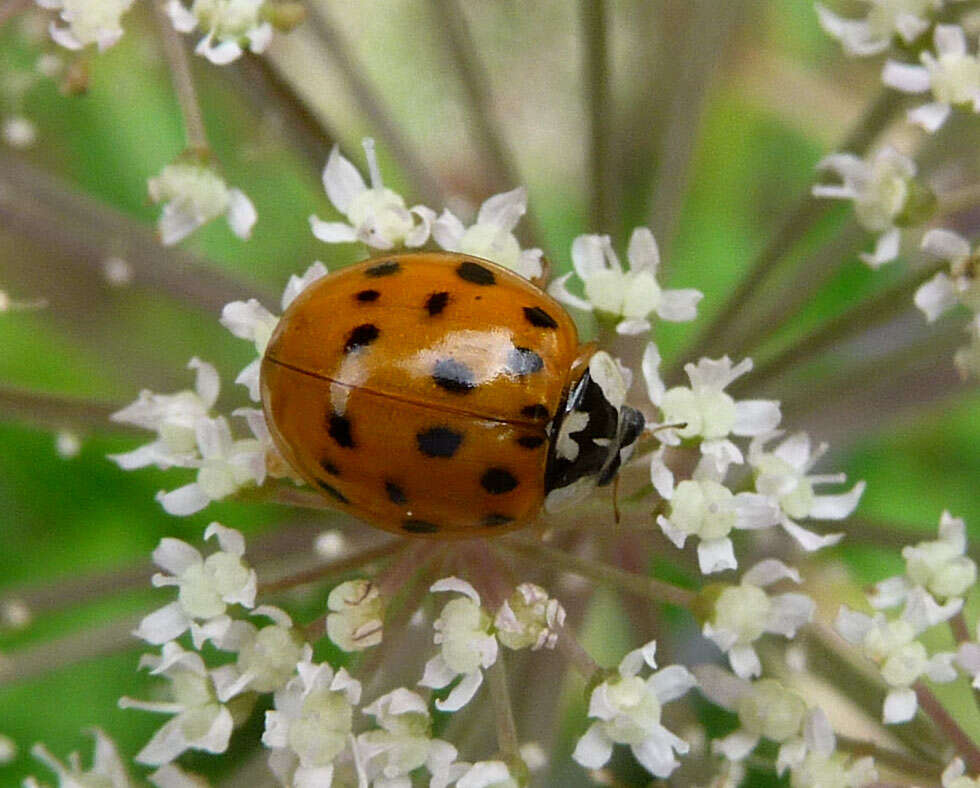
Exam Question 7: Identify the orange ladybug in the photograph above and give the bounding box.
[260,252,644,537]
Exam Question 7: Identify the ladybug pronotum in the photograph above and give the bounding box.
[260,252,645,538]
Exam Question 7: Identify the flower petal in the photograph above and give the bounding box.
[309,216,358,243]
[882,61,931,93]
[907,102,951,133]
[883,687,917,723]
[156,484,210,516]
[655,288,702,322]
[323,145,366,213]
[858,227,900,269]
[808,481,865,520]
[226,189,257,240]
[914,272,959,322]
[572,723,613,769]
[733,399,781,436]
[476,186,526,231]
[697,538,737,574]
[435,670,483,711]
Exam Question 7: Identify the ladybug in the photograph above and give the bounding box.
[260,252,645,538]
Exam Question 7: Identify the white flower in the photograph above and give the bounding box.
[811,147,918,267]
[209,606,307,701]
[494,582,565,650]
[655,455,781,575]
[38,0,134,51]
[702,559,815,678]
[357,688,458,787]
[749,431,865,552]
[119,642,236,765]
[917,228,980,321]
[261,654,362,788]
[787,708,878,787]
[432,187,543,279]
[25,729,133,788]
[835,590,958,723]
[549,228,702,335]
[696,666,818,773]
[869,510,976,610]
[883,24,980,132]
[310,138,434,250]
[134,523,256,646]
[942,757,980,787]
[109,357,219,471]
[572,640,696,779]
[419,577,498,712]
[450,761,519,788]
[643,344,781,473]
[148,162,256,245]
[326,579,385,652]
[167,0,272,65]
[221,260,328,401]
[155,414,269,515]
[816,0,940,57]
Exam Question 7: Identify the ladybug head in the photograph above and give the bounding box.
[543,351,646,512]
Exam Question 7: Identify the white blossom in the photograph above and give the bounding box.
[812,147,918,267]
[119,642,236,765]
[357,688,458,787]
[221,260,328,401]
[310,139,434,250]
[3,114,37,148]
[655,455,781,574]
[696,666,821,774]
[869,510,976,610]
[835,589,958,723]
[25,729,133,788]
[148,162,256,245]
[134,523,256,646]
[167,0,272,65]
[209,606,307,701]
[432,187,543,279]
[110,357,219,471]
[883,24,980,132]
[494,582,565,650]
[549,228,702,335]
[787,707,877,787]
[643,344,781,474]
[326,579,384,652]
[917,228,980,321]
[702,559,815,678]
[816,0,940,57]
[449,761,519,788]
[261,653,362,788]
[749,431,865,552]
[573,640,695,779]
[154,414,268,515]
[37,0,134,51]
[419,577,498,712]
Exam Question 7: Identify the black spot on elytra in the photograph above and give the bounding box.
[385,481,407,504]
[517,435,545,449]
[365,260,400,277]
[319,459,340,476]
[524,305,558,329]
[327,413,355,448]
[416,426,463,458]
[425,291,450,316]
[506,346,544,376]
[521,404,550,421]
[482,513,514,527]
[316,479,349,504]
[456,261,495,286]
[432,358,476,393]
[402,519,440,534]
[344,323,380,353]
[481,467,519,494]
[355,289,380,302]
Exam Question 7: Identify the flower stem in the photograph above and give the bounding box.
[834,735,939,780]
[500,537,697,608]
[300,0,445,207]
[487,654,521,761]
[153,0,209,154]
[259,540,405,593]
[915,681,980,774]
[729,259,946,396]
[582,0,611,232]
[952,611,971,644]
[668,88,897,381]
[556,627,601,676]
[0,386,133,434]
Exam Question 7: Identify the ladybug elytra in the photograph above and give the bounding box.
[260,252,644,537]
